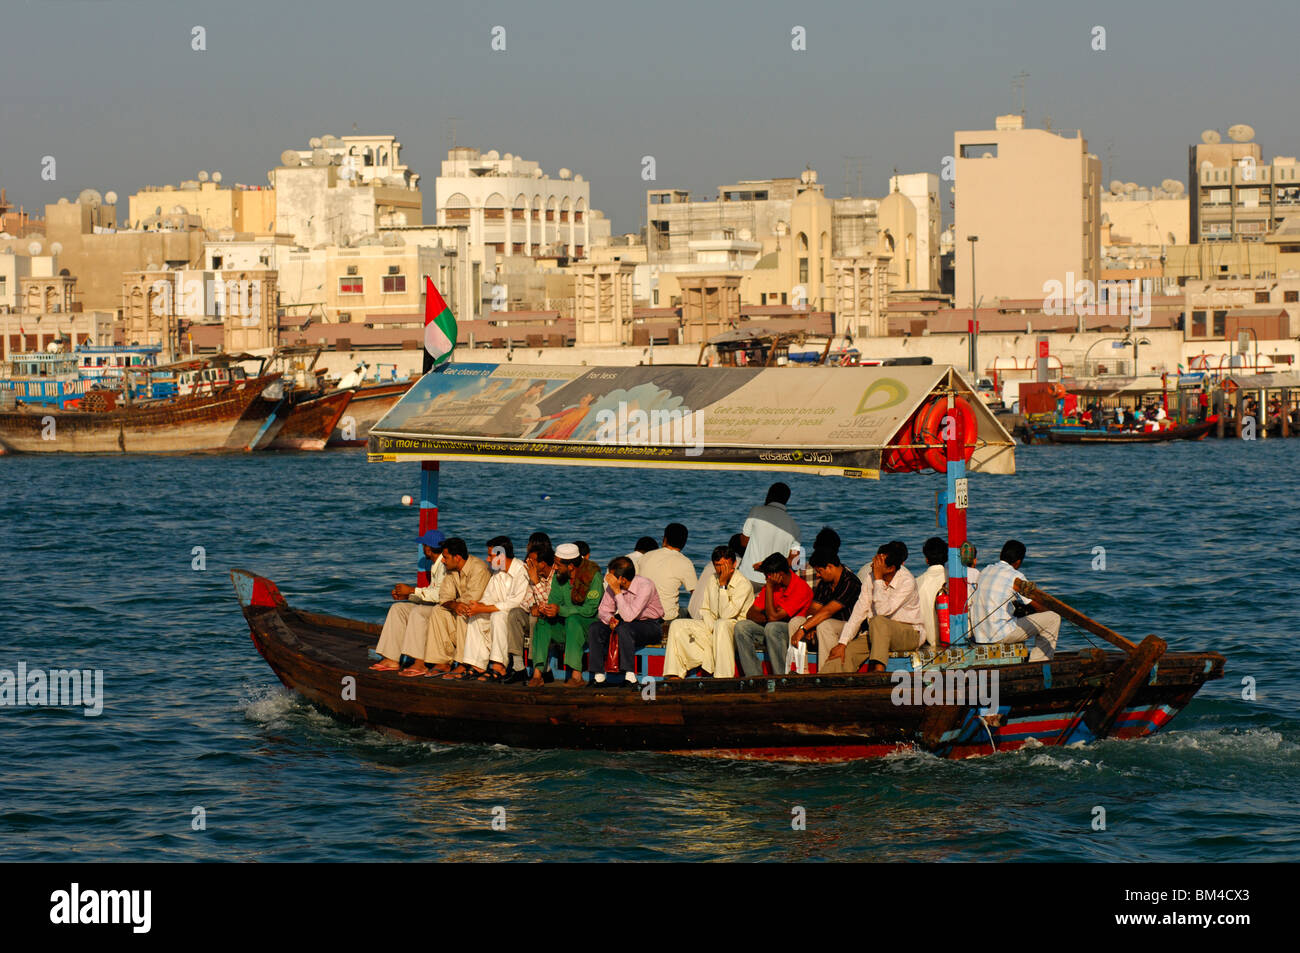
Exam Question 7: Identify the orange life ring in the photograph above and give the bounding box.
[914,396,978,472]
[882,408,926,472]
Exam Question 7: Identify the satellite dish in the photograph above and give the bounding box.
[738,228,752,241]
[105,190,118,204]
[1228,124,1255,143]
[198,170,209,182]
[280,149,300,167]
[532,168,544,178]
[981,152,993,159]
[28,241,42,255]
[1201,160,1213,170]
[1160,178,1182,194]
[50,242,63,255]
[57,197,70,206]
[774,221,788,236]
[172,205,186,215]
[574,174,583,182]
[212,171,222,183]
[1109,179,1124,194]
[309,137,322,149]
[311,149,330,167]
[1201,129,1221,145]
[503,153,513,160]
[77,188,102,206]
[1124,182,1139,193]
[558,168,571,179]
[485,150,500,160]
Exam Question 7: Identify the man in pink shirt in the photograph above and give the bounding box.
[822,540,924,674]
[587,555,665,685]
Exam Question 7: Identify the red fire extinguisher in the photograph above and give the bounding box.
[935,585,951,647]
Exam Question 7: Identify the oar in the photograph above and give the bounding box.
[1013,578,1136,654]
[1013,578,1167,742]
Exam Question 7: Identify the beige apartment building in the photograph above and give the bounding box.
[1188,128,1300,244]
[128,176,276,234]
[954,115,1101,307]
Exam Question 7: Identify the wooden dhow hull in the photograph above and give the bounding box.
[0,376,280,454]
[267,389,355,451]
[232,570,1225,762]
[327,380,414,447]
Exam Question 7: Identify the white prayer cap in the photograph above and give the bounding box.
[555,543,580,560]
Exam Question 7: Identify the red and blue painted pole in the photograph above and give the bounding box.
[944,392,970,644]
[417,460,439,586]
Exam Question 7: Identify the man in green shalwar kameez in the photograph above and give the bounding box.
[528,542,602,687]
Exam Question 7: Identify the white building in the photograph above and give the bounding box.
[434,147,601,296]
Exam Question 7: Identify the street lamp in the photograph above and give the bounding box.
[1082,336,1127,376]
[967,235,979,377]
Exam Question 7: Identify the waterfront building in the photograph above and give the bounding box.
[571,261,637,346]
[953,114,1102,306]
[0,310,114,361]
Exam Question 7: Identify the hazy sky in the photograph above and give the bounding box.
[3,0,1297,234]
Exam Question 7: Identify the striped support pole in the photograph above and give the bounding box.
[944,393,970,643]
[417,460,440,586]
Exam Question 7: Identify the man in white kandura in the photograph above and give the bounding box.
[664,544,754,678]
[453,535,531,680]
[370,529,448,672]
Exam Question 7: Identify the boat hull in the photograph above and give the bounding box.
[0,376,278,454]
[267,389,355,451]
[327,381,414,447]
[233,570,1224,762]
[1033,421,1216,444]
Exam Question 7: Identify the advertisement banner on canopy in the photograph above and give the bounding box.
[368,363,1015,477]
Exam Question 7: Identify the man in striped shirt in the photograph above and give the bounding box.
[970,540,1060,661]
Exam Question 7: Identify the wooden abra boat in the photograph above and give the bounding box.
[1026,420,1216,445]
[232,569,1224,760]
[268,388,355,451]
[232,352,1226,761]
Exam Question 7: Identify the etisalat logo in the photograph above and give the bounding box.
[891,668,1000,714]
[0,663,103,716]
[50,884,151,934]
[593,402,705,456]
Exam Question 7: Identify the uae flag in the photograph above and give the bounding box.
[423,276,457,372]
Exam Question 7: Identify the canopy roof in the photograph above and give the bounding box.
[1221,372,1300,390]
[369,363,1015,477]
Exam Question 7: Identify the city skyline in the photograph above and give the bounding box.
[3,0,1298,234]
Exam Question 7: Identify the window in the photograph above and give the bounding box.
[960,143,998,158]
[1256,291,1270,303]
[339,277,364,295]
[799,258,809,284]
[212,256,223,269]
[1191,310,1207,336]
[382,275,406,294]
[1285,290,1299,303]
[1212,310,1227,337]
[338,313,352,323]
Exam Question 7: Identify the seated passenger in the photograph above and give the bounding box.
[969,539,1060,661]
[637,522,697,622]
[788,549,862,669]
[504,541,554,683]
[370,529,448,671]
[445,536,531,680]
[734,553,813,677]
[824,541,924,674]
[528,543,603,687]
[400,537,491,677]
[688,533,745,619]
[915,536,949,649]
[664,545,754,678]
[587,556,664,685]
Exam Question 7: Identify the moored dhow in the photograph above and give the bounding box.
[0,373,280,453]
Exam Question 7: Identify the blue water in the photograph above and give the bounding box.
[1,441,1296,861]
